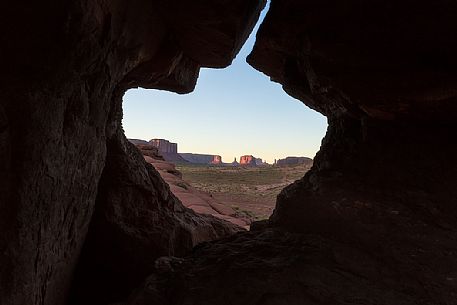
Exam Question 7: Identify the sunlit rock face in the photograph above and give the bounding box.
[210,155,223,165]
[0,1,266,305]
[124,1,457,305]
[239,155,257,166]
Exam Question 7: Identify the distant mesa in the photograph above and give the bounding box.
[128,138,272,167]
[148,138,188,163]
[276,156,313,166]
[255,158,266,166]
[180,153,222,165]
[239,155,257,166]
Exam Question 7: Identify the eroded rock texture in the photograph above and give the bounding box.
[0,1,265,305]
[124,1,457,304]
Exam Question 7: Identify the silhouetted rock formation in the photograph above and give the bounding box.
[2,0,457,305]
[276,156,313,166]
[126,1,457,305]
[0,1,265,304]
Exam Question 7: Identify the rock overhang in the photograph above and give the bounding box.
[247,0,457,120]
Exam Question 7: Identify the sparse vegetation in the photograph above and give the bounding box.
[176,163,312,219]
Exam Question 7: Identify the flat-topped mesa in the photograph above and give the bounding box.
[180,153,222,165]
[276,156,313,167]
[149,139,188,163]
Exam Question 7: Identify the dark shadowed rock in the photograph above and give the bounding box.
[124,228,457,305]
[122,1,457,304]
[70,134,243,305]
[0,1,266,304]
[2,0,457,305]
[128,139,149,146]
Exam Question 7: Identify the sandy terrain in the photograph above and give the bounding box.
[176,164,312,220]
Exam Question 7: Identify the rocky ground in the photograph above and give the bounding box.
[137,144,252,228]
[177,163,313,220]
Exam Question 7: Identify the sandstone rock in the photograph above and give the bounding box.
[70,134,244,305]
[180,153,222,165]
[0,0,266,304]
[239,155,257,166]
[125,1,457,304]
[127,139,149,145]
[210,155,222,165]
[148,139,189,163]
[140,147,250,228]
[149,139,177,154]
[136,144,164,161]
[124,227,457,305]
[248,0,457,120]
[276,156,312,166]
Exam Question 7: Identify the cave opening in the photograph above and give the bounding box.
[121,2,327,227]
[3,0,457,304]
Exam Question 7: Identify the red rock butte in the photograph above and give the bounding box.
[239,155,257,166]
[210,155,223,165]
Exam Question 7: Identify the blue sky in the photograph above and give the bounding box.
[122,3,327,164]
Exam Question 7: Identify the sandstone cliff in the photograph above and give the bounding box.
[137,144,249,227]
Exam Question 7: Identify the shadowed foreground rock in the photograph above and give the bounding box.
[0,1,265,305]
[123,0,457,304]
[124,228,457,305]
[69,134,244,305]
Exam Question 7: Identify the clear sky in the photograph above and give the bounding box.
[122,2,327,164]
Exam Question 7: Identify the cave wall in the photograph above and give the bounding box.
[247,0,457,230]
[119,1,457,304]
[0,1,265,305]
[2,0,457,304]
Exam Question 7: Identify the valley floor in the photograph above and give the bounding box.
[176,163,312,221]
